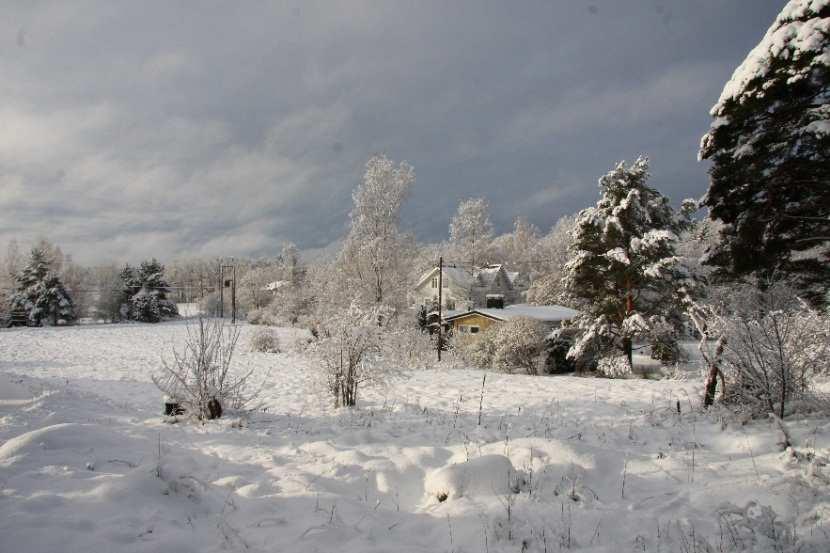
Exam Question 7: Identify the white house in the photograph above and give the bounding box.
[411,264,529,311]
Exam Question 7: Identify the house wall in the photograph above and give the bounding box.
[448,313,499,334]
[412,273,472,310]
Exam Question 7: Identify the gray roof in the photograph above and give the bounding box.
[444,303,579,323]
[415,266,474,289]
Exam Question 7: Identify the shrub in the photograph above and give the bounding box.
[250,327,280,353]
[491,317,546,375]
[694,283,830,417]
[456,328,497,369]
[543,329,576,374]
[152,316,257,420]
[596,355,632,378]
[381,326,437,370]
[312,303,386,407]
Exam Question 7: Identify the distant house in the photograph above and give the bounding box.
[411,264,529,311]
[443,304,579,336]
[263,280,290,293]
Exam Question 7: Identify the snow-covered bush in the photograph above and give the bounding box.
[491,317,546,375]
[312,302,386,407]
[543,328,576,374]
[696,283,830,417]
[246,305,277,326]
[381,325,437,370]
[596,355,631,379]
[152,316,256,420]
[455,328,497,369]
[716,501,800,553]
[250,327,280,353]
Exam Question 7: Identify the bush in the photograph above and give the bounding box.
[596,355,631,378]
[251,328,280,353]
[152,316,257,420]
[694,283,830,417]
[543,330,576,374]
[455,328,497,369]
[246,306,276,326]
[312,303,386,407]
[381,326,437,370]
[491,317,546,375]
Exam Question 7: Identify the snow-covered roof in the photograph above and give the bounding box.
[264,280,289,291]
[445,303,579,323]
[414,266,474,289]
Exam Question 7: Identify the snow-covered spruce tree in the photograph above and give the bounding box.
[699,0,830,301]
[449,198,494,268]
[336,154,415,311]
[10,248,75,326]
[120,259,178,322]
[562,157,690,371]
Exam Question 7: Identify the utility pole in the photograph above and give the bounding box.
[437,256,443,362]
[219,262,237,322]
[219,263,224,318]
[231,265,237,324]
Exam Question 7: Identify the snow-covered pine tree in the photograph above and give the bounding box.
[699,0,830,300]
[562,157,689,370]
[119,259,178,322]
[449,198,494,268]
[10,248,75,326]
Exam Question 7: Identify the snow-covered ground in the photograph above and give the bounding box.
[1,322,828,552]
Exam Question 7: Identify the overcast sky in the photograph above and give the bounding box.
[1,1,784,264]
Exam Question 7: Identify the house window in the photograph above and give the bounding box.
[443,278,448,288]
[446,299,456,310]
[469,326,480,334]
[432,277,438,289]
[458,325,468,333]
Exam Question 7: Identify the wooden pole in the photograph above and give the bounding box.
[219,263,224,318]
[231,265,237,324]
[437,256,443,362]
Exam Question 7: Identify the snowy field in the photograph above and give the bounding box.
[1,322,829,552]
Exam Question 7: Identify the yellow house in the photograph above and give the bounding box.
[444,304,579,336]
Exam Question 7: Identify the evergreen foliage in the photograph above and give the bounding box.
[562,157,690,369]
[119,259,178,322]
[699,1,830,299]
[10,248,75,326]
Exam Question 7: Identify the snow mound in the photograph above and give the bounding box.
[0,423,145,466]
[424,454,520,502]
[0,373,40,406]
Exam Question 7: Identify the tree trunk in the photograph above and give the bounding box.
[703,363,719,408]
[623,337,633,368]
[623,278,634,367]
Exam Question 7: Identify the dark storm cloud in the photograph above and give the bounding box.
[0,0,783,263]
